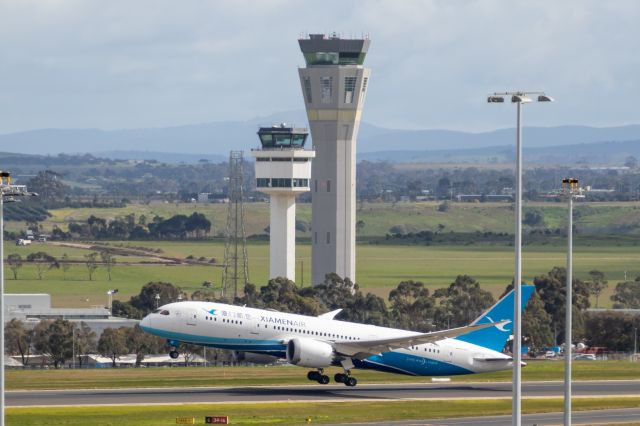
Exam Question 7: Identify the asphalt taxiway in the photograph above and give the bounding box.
[7,380,640,407]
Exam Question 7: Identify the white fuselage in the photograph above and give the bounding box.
[140,301,512,377]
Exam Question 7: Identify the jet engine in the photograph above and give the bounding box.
[232,350,279,365]
[286,337,334,368]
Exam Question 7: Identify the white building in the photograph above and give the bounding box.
[251,125,315,281]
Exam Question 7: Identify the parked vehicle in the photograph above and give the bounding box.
[16,239,31,246]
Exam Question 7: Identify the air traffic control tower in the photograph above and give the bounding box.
[252,125,315,281]
[298,34,371,284]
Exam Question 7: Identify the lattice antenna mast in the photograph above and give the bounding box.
[222,151,249,300]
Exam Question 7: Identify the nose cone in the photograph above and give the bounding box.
[140,314,152,331]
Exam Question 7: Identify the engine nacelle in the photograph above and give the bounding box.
[286,337,334,368]
[232,350,279,365]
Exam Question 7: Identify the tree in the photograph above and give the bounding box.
[611,277,640,309]
[624,155,638,169]
[534,266,591,344]
[100,250,116,281]
[60,253,71,280]
[85,252,99,281]
[585,312,639,351]
[586,270,608,309]
[124,325,164,367]
[5,319,33,366]
[27,170,68,204]
[33,319,74,368]
[129,282,181,314]
[26,251,59,280]
[98,327,128,367]
[111,300,145,319]
[7,254,22,280]
[388,281,435,331]
[523,210,544,227]
[74,322,97,367]
[433,275,495,328]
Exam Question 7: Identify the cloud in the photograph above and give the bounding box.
[0,0,638,133]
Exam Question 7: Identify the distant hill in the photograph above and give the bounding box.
[0,110,639,163]
[359,139,640,165]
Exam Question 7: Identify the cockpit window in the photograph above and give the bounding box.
[160,310,170,316]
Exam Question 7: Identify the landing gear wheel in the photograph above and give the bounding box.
[345,377,357,387]
[334,373,346,383]
[307,371,321,381]
[317,374,330,385]
[169,350,179,359]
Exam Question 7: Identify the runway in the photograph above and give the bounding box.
[339,408,640,426]
[7,380,640,407]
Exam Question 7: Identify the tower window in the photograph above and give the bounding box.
[344,77,357,104]
[314,232,317,244]
[321,77,333,103]
[303,77,313,103]
[362,77,368,93]
[315,180,318,192]
[326,232,331,244]
[327,180,331,192]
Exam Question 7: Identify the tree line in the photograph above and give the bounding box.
[7,250,116,281]
[52,212,212,240]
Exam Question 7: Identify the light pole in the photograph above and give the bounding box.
[1,171,36,426]
[155,293,160,309]
[107,289,118,313]
[487,92,553,426]
[561,177,583,426]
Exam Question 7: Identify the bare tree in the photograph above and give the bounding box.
[7,254,23,280]
[85,252,99,281]
[100,251,116,281]
[60,253,71,280]
[26,251,59,280]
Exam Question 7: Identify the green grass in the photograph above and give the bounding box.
[6,201,640,237]
[7,397,640,425]
[7,361,640,390]
[4,240,639,307]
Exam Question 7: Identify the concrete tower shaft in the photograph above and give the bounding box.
[297,34,371,285]
[251,125,314,282]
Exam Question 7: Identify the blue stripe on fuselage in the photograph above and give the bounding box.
[141,325,472,376]
[140,325,286,352]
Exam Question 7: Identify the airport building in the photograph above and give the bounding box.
[297,34,371,285]
[251,125,315,281]
[5,294,138,336]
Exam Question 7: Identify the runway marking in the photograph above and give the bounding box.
[7,379,640,393]
[10,395,640,409]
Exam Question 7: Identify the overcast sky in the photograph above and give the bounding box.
[1,0,638,134]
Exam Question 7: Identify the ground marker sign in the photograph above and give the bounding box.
[205,416,229,424]
[176,417,195,425]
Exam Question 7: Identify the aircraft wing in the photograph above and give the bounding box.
[331,320,507,359]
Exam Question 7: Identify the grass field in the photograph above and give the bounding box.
[7,397,640,425]
[6,201,640,237]
[7,361,640,390]
[4,239,638,308]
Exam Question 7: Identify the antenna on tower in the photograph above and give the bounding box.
[221,151,249,300]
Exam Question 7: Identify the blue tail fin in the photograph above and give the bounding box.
[454,285,536,352]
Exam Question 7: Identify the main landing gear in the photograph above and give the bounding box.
[307,370,330,384]
[334,372,357,387]
[306,369,358,387]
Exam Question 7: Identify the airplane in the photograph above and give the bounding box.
[140,285,535,387]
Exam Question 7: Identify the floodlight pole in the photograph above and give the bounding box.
[515,100,523,426]
[564,180,574,426]
[0,192,4,426]
[487,91,553,426]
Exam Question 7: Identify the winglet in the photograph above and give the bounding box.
[318,308,343,320]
